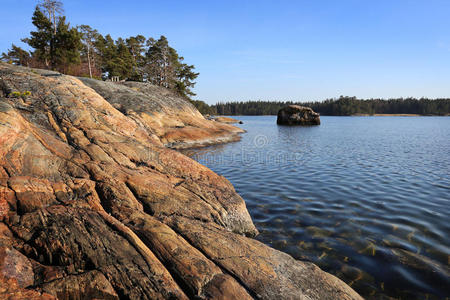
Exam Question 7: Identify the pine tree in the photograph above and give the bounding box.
[38,0,64,35]
[145,36,198,98]
[23,7,53,68]
[113,38,134,79]
[145,36,171,87]
[24,6,81,72]
[95,34,115,79]
[96,35,134,80]
[78,25,100,78]
[126,35,146,81]
[53,16,81,73]
[1,44,32,66]
[174,60,199,98]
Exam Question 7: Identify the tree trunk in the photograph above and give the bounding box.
[52,9,57,35]
[87,44,92,78]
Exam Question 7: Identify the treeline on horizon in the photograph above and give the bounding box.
[1,0,198,98]
[192,97,450,116]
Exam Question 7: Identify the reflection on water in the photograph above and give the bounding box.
[182,116,450,299]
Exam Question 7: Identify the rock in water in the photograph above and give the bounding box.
[0,63,360,299]
[277,105,321,125]
[212,116,241,124]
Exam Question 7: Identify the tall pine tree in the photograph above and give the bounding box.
[24,6,80,72]
[53,16,81,73]
[78,25,100,78]
[145,36,198,98]
[96,35,134,80]
[126,35,146,81]
[23,7,53,68]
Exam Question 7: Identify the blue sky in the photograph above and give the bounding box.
[1,0,450,104]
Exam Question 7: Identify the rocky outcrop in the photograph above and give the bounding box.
[212,116,242,124]
[277,105,321,125]
[78,78,244,149]
[0,63,360,299]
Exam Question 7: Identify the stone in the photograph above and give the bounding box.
[213,116,241,124]
[0,275,56,300]
[277,105,321,125]
[41,270,119,300]
[0,246,34,288]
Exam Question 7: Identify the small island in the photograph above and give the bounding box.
[277,105,321,125]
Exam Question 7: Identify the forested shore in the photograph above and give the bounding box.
[192,97,450,116]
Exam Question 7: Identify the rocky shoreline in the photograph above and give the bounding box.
[77,77,245,149]
[0,63,361,299]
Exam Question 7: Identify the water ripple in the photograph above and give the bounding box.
[182,116,450,299]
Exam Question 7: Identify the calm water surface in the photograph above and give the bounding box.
[182,116,450,299]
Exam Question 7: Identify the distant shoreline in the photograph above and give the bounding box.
[203,98,450,116]
[352,113,421,116]
[211,114,449,117]
[352,113,450,116]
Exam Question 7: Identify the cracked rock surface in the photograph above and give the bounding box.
[0,63,361,299]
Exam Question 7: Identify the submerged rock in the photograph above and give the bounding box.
[213,116,242,124]
[0,63,360,299]
[277,105,321,125]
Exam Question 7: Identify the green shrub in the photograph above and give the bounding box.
[8,91,31,99]
[9,91,21,98]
